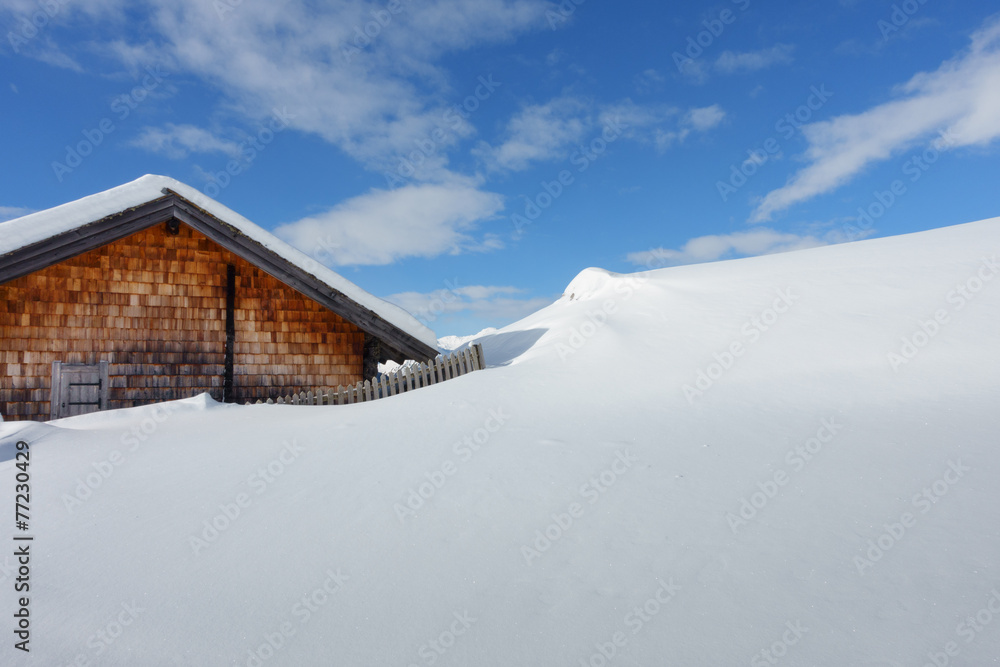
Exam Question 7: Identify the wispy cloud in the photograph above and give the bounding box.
[651,104,727,151]
[130,124,243,159]
[26,39,84,72]
[681,44,795,83]
[385,284,551,326]
[274,181,504,266]
[626,228,836,267]
[835,17,938,56]
[0,206,34,223]
[478,96,728,169]
[0,0,554,266]
[633,68,665,94]
[685,104,727,131]
[753,16,1000,222]
[5,0,550,173]
[714,44,794,74]
[475,96,591,171]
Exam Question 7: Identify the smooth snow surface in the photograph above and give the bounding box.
[0,175,437,349]
[3,217,1000,665]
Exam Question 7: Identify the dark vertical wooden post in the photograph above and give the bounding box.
[223,264,236,402]
[362,332,381,382]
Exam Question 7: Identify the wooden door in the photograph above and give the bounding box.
[50,361,109,420]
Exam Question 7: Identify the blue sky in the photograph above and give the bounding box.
[2,0,999,338]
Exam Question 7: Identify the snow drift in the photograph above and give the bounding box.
[2,216,1000,665]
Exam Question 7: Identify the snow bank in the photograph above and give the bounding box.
[2,216,999,665]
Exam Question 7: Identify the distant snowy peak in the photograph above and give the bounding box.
[438,328,498,351]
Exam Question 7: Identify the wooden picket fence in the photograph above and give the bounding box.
[247,344,486,406]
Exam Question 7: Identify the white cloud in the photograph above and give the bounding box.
[626,228,833,268]
[145,0,548,174]
[685,104,726,131]
[678,43,793,83]
[650,104,726,151]
[385,284,551,326]
[130,124,243,159]
[27,40,84,72]
[479,97,728,168]
[0,0,556,265]
[633,68,665,94]
[476,96,591,171]
[273,182,504,266]
[714,44,794,74]
[0,206,34,223]
[5,0,549,179]
[753,16,1000,222]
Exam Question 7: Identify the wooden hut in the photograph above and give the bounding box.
[0,175,439,421]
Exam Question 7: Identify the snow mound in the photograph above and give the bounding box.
[561,266,623,301]
[50,392,228,430]
[1,215,999,665]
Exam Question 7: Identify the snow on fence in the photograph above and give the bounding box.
[247,344,486,406]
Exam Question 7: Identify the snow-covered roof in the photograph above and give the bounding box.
[0,174,438,352]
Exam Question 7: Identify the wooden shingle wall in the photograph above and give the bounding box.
[0,221,364,420]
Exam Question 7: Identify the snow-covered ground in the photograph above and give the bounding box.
[2,217,1000,665]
